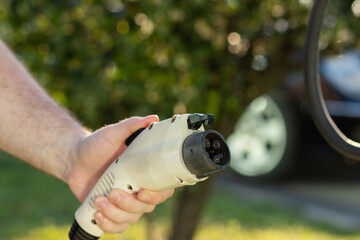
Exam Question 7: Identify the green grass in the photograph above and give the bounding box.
[1,150,360,240]
[0,151,78,239]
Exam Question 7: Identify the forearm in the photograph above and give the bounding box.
[0,40,175,235]
[0,39,89,182]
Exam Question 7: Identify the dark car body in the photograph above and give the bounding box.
[228,49,360,179]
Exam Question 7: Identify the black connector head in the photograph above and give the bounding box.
[182,130,231,178]
[187,113,214,130]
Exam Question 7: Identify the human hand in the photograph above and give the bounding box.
[66,115,174,233]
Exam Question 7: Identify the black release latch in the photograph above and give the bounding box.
[187,113,214,130]
[125,128,145,146]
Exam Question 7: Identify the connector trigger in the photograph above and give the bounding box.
[187,113,214,130]
[125,128,145,146]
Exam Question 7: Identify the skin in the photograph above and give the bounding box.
[0,39,174,234]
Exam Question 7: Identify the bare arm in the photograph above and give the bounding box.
[0,39,173,233]
[0,39,87,181]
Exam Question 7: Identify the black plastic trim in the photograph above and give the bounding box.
[68,219,99,240]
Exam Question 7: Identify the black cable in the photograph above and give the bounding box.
[304,0,360,160]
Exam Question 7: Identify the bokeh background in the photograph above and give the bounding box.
[0,0,315,131]
[1,0,360,239]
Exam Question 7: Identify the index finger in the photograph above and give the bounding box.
[136,189,175,205]
[107,189,155,214]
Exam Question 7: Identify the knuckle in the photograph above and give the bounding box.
[168,189,175,198]
[96,213,129,234]
[129,214,142,224]
[108,223,130,234]
[105,228,118,234]
[101,222,129,234]
[155,189,174,203]
[118,223,130,233]
[152,194,169,204]
[125,200,137,210]
[145,205,156,213]
[98,219,113,233]
[109,190,131,209]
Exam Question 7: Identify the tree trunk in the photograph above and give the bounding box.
[169,178,214,240]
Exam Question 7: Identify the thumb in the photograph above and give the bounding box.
[102,115,159,145]
[118,115,160,138]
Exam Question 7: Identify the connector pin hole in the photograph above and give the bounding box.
[91,219,97,225]
[212,153,223,164]
[212,140,221,150]
[204,138,211,149]
[127,184,133,190]
[149,123,154,130]
[171,115,177,123]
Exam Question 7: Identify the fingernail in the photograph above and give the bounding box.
[95,211,104,221]
[149,114,159,120]
[95,198,107,209]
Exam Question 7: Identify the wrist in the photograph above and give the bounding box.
[65,128,100,202]
[63,128,91,186]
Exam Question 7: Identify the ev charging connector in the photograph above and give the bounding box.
[68,113,230,239]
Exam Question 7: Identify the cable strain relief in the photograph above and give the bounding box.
[69,219,99,240]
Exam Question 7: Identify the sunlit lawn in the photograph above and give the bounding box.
[1,150,360,240]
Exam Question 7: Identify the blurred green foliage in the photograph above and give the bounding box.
[0,0,358,132]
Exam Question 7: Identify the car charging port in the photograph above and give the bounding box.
[182,130,231,178]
